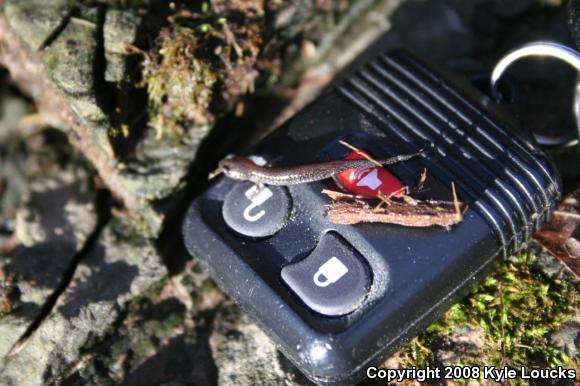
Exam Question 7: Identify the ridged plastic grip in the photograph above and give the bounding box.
[338,51,561,255]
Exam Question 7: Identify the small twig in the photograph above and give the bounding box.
[222,21,243,57]
[326,199,466,228]
[373,200,385,211]
[400,194,418,206]
[375,186,409,209]
[451,182,462,221]
[321,189,356,201]
[123,42,147,56]
[338,140,383,167]
[208,167,223,180]
[377,191,392,206]
[388,186,408,199]
[417,168,427,191]
[553,210,580,221]
[173,9,196,20]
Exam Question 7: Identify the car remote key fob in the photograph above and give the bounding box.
[183,50,561,385]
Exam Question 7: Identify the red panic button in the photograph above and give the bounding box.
[335,151,405,198]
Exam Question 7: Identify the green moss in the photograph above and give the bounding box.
[399,337,435,368]
[141,1,265,141]
[142,25,219,140]
[397,252,578,384]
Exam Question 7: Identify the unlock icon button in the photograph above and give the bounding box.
[281,232,371,317]
[223,181,292,238]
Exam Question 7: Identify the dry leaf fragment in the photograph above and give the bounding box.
[534,189,580,276]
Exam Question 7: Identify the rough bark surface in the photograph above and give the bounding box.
[0,0,386,236]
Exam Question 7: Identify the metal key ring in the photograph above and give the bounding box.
[490,41,580,148]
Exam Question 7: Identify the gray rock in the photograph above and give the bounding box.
[103,9,141,83]
[0,164,97,360]
[435,325,487,367]
[0,221,167,386]
[551,315,580,359]
[4,0,72,51]
[532,245,578,282]
[210,304,310,386]
[118,125,211,201]
[56,262,222,385]
[378,0,476,65]
[0,92,32,226]
[42,9,112,155]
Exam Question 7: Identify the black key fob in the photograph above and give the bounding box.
[182,51,561,385]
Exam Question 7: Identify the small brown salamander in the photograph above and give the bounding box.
[213,151,423,185]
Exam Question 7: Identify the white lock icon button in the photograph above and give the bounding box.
[281,232,371,317]
[313,257,349,287]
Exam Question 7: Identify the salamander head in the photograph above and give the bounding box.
[216,156,258,181]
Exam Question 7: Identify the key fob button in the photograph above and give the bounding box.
[335,150,405,198]
[281,232,371,317]
[222,182,292,238]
